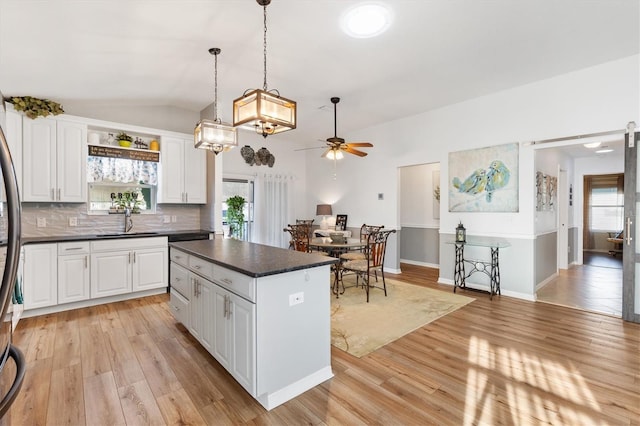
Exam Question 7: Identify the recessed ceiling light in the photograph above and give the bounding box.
[583,142,601,148]
[595,148,614,154]
[341,2,392,38]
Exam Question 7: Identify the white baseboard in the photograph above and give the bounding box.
[257,366,334,411]
[535,272,559,291]
[400,259,439,269]
[437,278,535,301]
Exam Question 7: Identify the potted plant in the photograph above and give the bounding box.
[226,195,246,239]
[115,131,133,147]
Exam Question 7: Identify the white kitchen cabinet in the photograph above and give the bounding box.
[223,286,256,393]
[0,108,22,202]
[23,243,58,309]
[91,237,167,299]
[190,273,214,352]
[158,136,206,204]
[57,242,90,304]
[22,118,87,202]
[90,249,132,298]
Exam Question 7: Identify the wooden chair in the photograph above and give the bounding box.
[340,229,396,302]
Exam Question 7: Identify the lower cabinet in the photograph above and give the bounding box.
[57,242,91,304]
[23,237,168,313]
[91,237,167,299]
[23,243,58,310]
[189,273,214,352]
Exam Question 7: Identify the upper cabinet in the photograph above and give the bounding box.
[0,108,23,202]
[158,136,206,204]
[22,118,87,202]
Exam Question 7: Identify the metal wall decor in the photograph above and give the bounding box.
[240,145,275,167]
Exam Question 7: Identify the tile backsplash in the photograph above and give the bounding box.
[0,202,205,239]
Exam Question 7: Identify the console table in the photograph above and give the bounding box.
[449,240,510,299]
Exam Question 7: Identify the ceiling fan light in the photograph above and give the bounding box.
[194,119,238,154]
[583,142,601,148]
[233,89,296,137]
[326,149,343,160]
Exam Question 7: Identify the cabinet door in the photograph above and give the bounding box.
[189,274,202,341]
[90,251,132,298]
[22,117,57,202]
[58,254,90,303]
[184,141,206,204]
[56,120,87,202]
[212,285,231,369]
[229,293,256,395]
[198,278,214,352]
[0,109,22,202]
[23,244,58,309]
[132,247,167,292]
[158,136,185,203]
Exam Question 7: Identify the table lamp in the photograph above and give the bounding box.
[316,204,332,230]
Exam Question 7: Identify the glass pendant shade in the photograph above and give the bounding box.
[194,119,237,154]
[233,89,296,137]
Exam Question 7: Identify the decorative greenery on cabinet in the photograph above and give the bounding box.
[6,96,64,119]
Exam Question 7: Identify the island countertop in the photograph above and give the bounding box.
[170,239,337,278]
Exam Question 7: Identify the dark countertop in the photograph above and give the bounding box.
[12,229,212,245]
[170,239,337,278]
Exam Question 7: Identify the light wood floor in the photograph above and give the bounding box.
[1,264,638,425]
[537,252,623,317]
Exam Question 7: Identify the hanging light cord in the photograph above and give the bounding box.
[213,50,219,122]
[262,2,268,92]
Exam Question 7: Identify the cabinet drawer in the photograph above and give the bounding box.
[169,289,190,327]
[170,248,189,268]
[213,266,256,303]
[58,241,90,255]
[189,255,214,281]
[170,262,190,299]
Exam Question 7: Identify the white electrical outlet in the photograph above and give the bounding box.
[69,217,78,227]
[289,292,304,306]
[163,215,171,224]
[37,217,46,228]
[171,215,177,223]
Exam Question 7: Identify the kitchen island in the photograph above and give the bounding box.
[168,239,337,410]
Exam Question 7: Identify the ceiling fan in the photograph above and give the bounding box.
[321,97,373,159]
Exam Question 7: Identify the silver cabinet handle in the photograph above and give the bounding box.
[51,188,55,200]
[133,252,136,263]
[227,296,232,319]
[65,247,83,251]
[192,277,197,297]
[57,188,61,200]
[185,193,188,203]
[128,252,132,263]
[84,255,88,268]
[626,217,633,246]
[193,265,201,270]
[172,304,180,312]
[221,278,233,285]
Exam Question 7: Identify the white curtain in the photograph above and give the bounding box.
[254,173,294,248]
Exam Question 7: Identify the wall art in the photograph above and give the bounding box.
[448,143,519,212]
[536,171,557,211]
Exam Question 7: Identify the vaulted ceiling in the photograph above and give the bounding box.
[0,1,637,146]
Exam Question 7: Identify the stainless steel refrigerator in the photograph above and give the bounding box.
[0,93,25,417]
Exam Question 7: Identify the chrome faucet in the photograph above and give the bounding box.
[124,207,134,233]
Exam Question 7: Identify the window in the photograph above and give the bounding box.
[586,174,624,232]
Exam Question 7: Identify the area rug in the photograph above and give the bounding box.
[331,277,474,357]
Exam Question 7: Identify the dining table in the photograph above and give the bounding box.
[308,237,366,297]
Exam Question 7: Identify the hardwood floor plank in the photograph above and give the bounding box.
[51,309,81,370]
[129,333,182,398]
[46,364,85,426]
[104,327,147,388]
[84,372,126,426]
[24,314,57,362]
[10,357,52,426]
[79,323,112,378]
[118,380,167,426]
[156,388,207,425]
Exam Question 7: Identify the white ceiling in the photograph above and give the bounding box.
[0,0,638,147]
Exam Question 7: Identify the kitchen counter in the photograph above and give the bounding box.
[170,239,337,278]
[14,229,211,245]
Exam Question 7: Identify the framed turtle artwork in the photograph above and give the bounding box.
[448,143,519,212]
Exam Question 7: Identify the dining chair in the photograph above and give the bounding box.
[339,224,384,261]
[286,223,326,254]
[340,229,396,302]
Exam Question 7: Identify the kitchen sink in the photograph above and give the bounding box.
[95,232,160,238]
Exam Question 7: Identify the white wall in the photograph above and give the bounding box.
[534,148,574,234]
[400,163,440,227]
[305,55,638,299]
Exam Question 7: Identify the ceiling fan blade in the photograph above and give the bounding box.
[344,147,368,157]
[346,142,373,148]
[294,146,326,151]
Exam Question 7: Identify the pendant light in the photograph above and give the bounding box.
[194,47,238,154]
[233,0,296,138]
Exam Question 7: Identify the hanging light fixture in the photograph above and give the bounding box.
[233,0,296,138]
[194,47,238,154]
